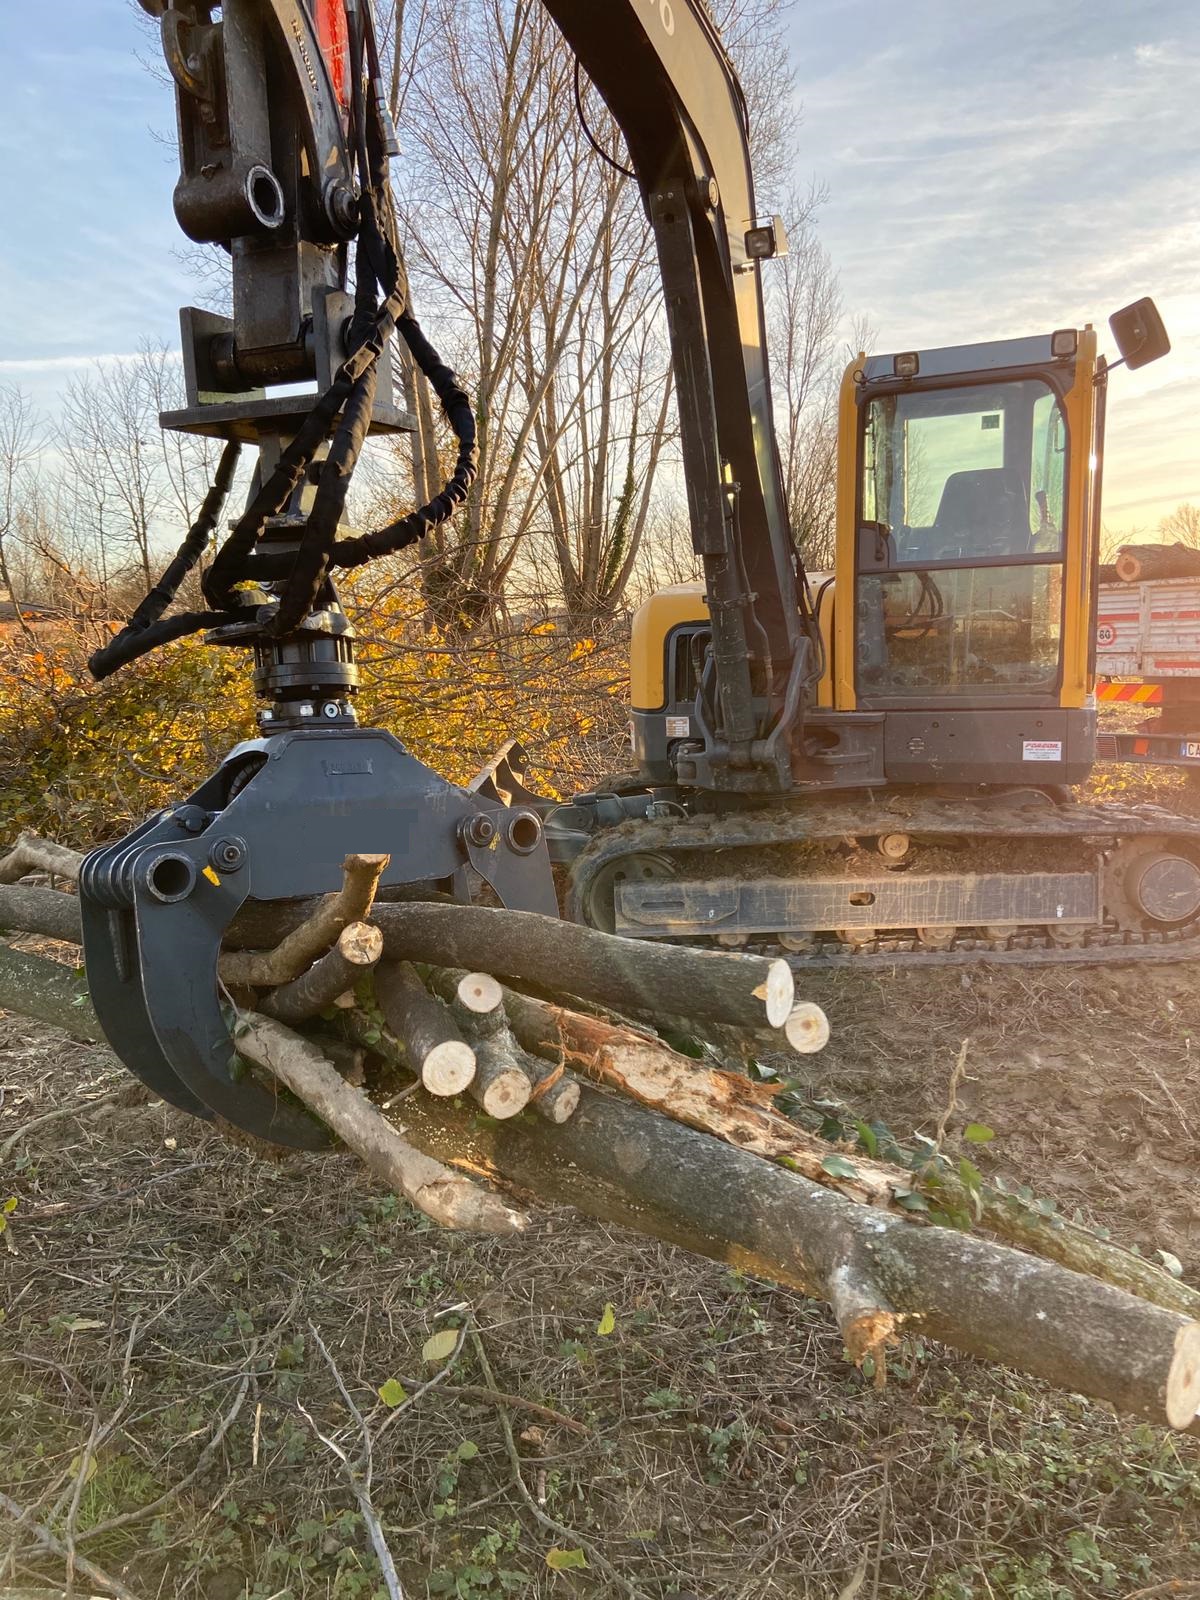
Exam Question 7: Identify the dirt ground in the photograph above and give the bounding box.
[2,752,1200,1598]
[2,956,1199,1600]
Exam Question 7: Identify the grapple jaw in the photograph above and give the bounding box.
[79,729,556,1148]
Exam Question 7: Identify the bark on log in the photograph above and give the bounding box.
[0,945,101,1042]
[1115,542,1200,583]
[219,854,388,987]
[499,988,897,1204]
[374,902,795,1030]
[374,960,476,1096]
[0,831,84,884]
[233,1012,525,1234]
[0,885,83,944]
[258,921,383,1024]
[2,941,1198,1429]
[385,1080,1200,1431]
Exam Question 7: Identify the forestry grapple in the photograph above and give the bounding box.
[82,0,1185,1145]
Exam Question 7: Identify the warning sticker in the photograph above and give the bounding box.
[665,715,691,738]
[1022,739,1063,762]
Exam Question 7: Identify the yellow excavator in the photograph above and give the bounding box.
[79,0,1186,1148]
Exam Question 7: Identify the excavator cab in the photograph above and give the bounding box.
[627,313,1165,793]
[830,326,1101,787]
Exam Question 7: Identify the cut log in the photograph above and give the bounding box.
[524,1058,582,1123]
[374,960,476,1097]
[423,965,574,1118]
[0,884,83,944]
[374,902,795,1030]
[258,921,383,1024]
[388,1076,1200,1433]
[468,1037,533,1120]
[498,987,896,1205]
[1114,542,1200,583]
[0,831,84,884]
[452,971,504,1015]
[233,1012,525,1235]
[488,984,1200,1319]
[3,940,1199,1430]
[219,853,389,987]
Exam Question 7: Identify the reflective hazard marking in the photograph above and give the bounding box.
[1097,682,1163,703]
[1022,739,1063,762]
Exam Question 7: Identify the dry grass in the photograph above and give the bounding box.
[2,986,1200,1600]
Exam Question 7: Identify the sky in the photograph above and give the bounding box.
[0,2,1197,537]
[785,0,1200,533]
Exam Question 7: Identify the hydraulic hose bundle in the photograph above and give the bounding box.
[89,1,475,682]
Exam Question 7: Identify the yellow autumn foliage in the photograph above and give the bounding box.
[0,579,630,846]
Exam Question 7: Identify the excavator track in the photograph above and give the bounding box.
[565,792,1200,968]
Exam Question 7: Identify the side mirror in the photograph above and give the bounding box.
[1109,297,1170,370]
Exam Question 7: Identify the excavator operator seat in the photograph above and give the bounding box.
[933,467,1031,556]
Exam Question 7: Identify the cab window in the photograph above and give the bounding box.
[861,378,1067,565]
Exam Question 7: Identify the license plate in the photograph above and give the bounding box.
[1182,741,1200,760]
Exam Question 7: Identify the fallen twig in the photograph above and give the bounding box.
[301,1325,406,1600]
[468,1327,648,1600]
[0,1490,145,1600]
[232,1011,526,1235]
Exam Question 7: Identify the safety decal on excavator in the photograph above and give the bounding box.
[1022,740,1064,761]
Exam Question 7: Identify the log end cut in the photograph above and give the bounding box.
[422,1037,477,1098]
[1166,1321,1200,1431]
[783,1002,831,1055]
[754,958,796,1030]
[456,971,504,1014]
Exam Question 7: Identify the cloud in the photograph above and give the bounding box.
[0,352,169,374]
[787,0,1200,533]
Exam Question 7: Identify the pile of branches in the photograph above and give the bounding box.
[2,830,1199,1438]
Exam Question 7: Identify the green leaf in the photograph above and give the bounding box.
[455,1439,479,1460]
[377,1378,407,1408]
[893,1189,930,1212]
[3,1197,18,1214]
[422,1329,459,1364]
[963,1123,995,1144]
[545,1548,589,1571]
[956,1157,982,1192]
[821,1154,859,1181]
[596,1303,616,1337]
[854,1120,878,1158]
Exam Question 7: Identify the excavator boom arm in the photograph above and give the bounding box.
[542,1,810,762]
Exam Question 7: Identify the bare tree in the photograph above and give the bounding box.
[0,386,40,636]
[764,184,870,574]
[60,346,220,599]
[1159,504,1200,547]
[379,0,800,631]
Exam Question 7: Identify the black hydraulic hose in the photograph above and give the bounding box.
[94,0,479,667]
[88,439,241,680]
[88,608,247,681]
